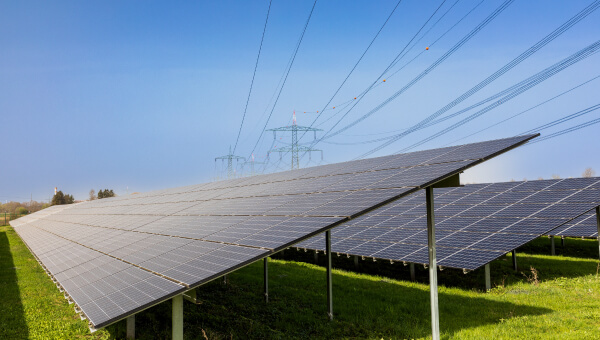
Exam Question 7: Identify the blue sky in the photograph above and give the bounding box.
[1,0,599,202]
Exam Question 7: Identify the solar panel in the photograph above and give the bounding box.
[10,134,536,329]
[296,177,600,270]
[551,209,598,238]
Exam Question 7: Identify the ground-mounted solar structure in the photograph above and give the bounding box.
[550,208,599,238]
[296,176,600,288]
[10,134,538,340]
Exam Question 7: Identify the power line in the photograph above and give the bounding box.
[520,103,600,136]
[311,0,514,150]
[343,69,600,147]
[264,0,482,174]
[273,0,458,172]
[355,0,600,158]
[529,115,600,144]
[305,0,405,129]
[446,73,600,145]
[306,0,454,142]
[233,0,272,154]
[247,0,318,161]
[383,0,463,78]
[393,40,600,154]
[314,0,477,130]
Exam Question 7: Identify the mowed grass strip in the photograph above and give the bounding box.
[0,226,109,339]
[109,238,600,339]
[3,223,600,339]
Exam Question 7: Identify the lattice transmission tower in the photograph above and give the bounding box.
[267,111,323,170]
[243,154,267,177]
[215,146,246,179]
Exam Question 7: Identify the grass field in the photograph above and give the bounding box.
[1,224,600,339]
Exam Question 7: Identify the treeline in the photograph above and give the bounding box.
[0,201,49,214]
[89,189,116,200]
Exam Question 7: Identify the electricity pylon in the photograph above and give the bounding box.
[243,154,267,176]
[215,146,246,178]
[267,111,323,170]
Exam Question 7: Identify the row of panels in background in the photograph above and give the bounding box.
[296,177,600,271]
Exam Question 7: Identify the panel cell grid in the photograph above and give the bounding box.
[298,176,600,271]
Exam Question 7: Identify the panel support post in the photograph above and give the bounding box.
[561,236,565,248]
[223,275,227,285]
[410,263,416,281]
[326,230,333,321]
[512,249,517,271]
[550,235,556,256]
[596,206,600,260]
[314,251,319,263]
[354,255,359,268]
[264,257,269,303]
[484,263,491,291]
[126,315,135,339]
[425,186,439,340]
[172,294,183,340]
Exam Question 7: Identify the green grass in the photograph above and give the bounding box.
[2,224,600,339]
[0,226,110,339]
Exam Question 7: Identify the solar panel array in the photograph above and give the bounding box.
[551,209,599,238]
[296,177,600,270]
[10,134,536,329]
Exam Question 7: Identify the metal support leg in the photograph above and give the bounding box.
[426,187,439,340]
[512,249,517,271]
[354,255,359,268]
[264,257,269,303]
[561,236,565,248]
[172,294,183,340]
[183,288,201,304]
[596,206,600,260]
[223,275,227,284]
[126,315,135,339]
[314,251,319,263]
[550,235,555,256]
[326,230,333,321]
[484,263,491,291]
[410,263,415,281]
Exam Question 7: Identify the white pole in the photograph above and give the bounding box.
[126,315,135,339]
[426,187,440,340]
[172,294,183,340]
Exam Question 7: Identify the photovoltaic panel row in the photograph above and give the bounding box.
[60,136,536,212]
[550,210,598,238]
[14,223,185,327]
[296,177,600,270]
[10,134,537,329]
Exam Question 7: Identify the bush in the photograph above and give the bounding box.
[15,207,28,215]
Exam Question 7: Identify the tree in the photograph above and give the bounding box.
[97,189,116,199]
[551,174,561,179]
[582,167,596,178]
[51,191,75,205]
[51,191,65,205]
[89,189,96,201]
[15,206,28,215]
[64,194,74,204]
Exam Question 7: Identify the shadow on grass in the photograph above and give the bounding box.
[518,236,600,259]
[277,239,600,292]
[106,259,550,340]
[0,229,29,339]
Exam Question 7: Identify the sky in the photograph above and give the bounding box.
[1,0,599,203]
